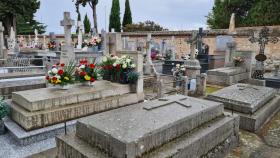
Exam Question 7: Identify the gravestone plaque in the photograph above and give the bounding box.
[76,95,224,158]
[207,83,276,114]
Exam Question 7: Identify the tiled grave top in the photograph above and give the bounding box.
[12,80,130,112]
[207,67,247,76]
[76,95,224,158]
[207,83,276,114]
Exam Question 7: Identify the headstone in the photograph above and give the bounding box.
[0,22,4,59]
[34,29,39,47]
[42,35,47,49]
[225,41,236,66]
[60,12,75,64]
[101,29,108,55]
[228,13,236,35]
[216,36,234,51]
[8,27,16,51]
[144,33,153,75]
[76,21,83,49]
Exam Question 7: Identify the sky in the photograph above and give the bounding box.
[35,0,214,34]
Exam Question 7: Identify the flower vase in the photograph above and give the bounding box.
[0,119,5,135]
[59,84,70,90]
[87,46,99,53]
[81,81,91,86]
[119,71,129,84]
[129,84,137,93]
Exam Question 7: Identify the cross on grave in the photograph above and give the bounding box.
[249,27,279,79]
[185,28,206,59]
[143,97,191,111]
[77,21,83,49]
[60,12,75,64]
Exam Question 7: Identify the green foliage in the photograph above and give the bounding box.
[83,14,91,34]
[207,0,280,29]
[122,0,132,28]
[123,20,165,32]
[75,0,99,32]
[17,16,46,35]
[0,97,9,119]
[128,71,139,84]
[109,0,121,32]
[0,0,41,35]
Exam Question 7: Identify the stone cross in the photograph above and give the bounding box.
[249,27,279,79]
[76,21,83,49]
[197,27,206,55]
[8,27,16,50]
[60,12,75,64]
[143,97,191,111]
[225,42,236,66]
[0,22,4,58]
[186,31,198,60]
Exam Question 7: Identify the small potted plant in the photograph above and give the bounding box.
[86,36,102,52]
[116,55,136,84]
[0,97,10,135]
[46,62,76,90]
[75,59,99,86]
[100,55,117,81]
[128,71,139,92]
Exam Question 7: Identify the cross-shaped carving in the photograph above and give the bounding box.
[143,97,191,111]
[185,28,206,59]
[60,12,75,46]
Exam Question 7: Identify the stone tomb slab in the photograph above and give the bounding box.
[76,95,224,158]
[12,80,130,112]
[207,83,276,114]
[207,67,246,76]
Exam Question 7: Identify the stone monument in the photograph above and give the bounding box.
[0,22,4,59]
[60,12,75,64]
[76,21,83,49]
[207,83,280,132]
[57,95,239,158]
[228,13,236,35]
[144,33,153,75]
[34,29,39,47]
[185,31,201,79]
[7,27,16,51]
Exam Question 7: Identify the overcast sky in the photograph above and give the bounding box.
[35,0,214,34]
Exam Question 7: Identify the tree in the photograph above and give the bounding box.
[16,16,46,35]
[123,20,166,32]
[0,0,41,35]
[246,0,280,26]
[109,0,121,32]
[122,0,132,29]
[83,14,91,34]
[75,0,98,33]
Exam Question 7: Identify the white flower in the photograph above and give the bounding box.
[126,59,131,63]
[113,63,117,67]
[79,65,85,69]
[55,75,61,79]
[48,70,52,75]
[176,64,180,68]
[112,56,119,60]
[131,64,136,68]
[181,68,186,71]
[51,68,58,74]
[102,56,108,62]
[122,64,127,69]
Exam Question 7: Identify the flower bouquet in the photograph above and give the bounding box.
[100,55,117,81]
[114,55,136,84]
[47,41,56,51]
[84,36,102,52]
[233,56,245,67]
[75,59,99,86]
[172,64,186,86]
[46,62,76,89]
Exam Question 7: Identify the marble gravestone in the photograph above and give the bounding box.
[60,12,75,64]
[207,83,280,132]
[57,95,239,158]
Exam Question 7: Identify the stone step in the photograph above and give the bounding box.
[56,114,239,158]
[75,95,224,158]
[12,80,131,112]
[9,93,140,131]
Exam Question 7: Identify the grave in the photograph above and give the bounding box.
[264,65,280,88]
[207,83,280,132]
[207,51,254,86]
[57,95,239,158]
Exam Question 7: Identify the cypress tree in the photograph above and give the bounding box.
[109,0,121,32]
[122,0,132,29]
[83,14,91,34]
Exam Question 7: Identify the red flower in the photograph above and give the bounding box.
[89,64,95,69]
[80,71,86,76]
[52,76,57,81]
[58,69,64,75]
[60,63,65,67]
[45,76,50,80]
[90,77,95,82]
[116,64,121,70]
[108,65,113,70]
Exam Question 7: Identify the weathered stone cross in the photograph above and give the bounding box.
[60,12,75,47]
[144,97,191,111]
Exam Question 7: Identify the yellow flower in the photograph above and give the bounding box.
[64,77,69,81]
[84,75,91,81]
[56,79,61,84]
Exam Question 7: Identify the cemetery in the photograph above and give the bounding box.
[0,0,280,158]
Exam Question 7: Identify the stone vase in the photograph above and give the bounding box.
[59,84,71,90]
[0,119,5,135]
[87,46,99,53]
